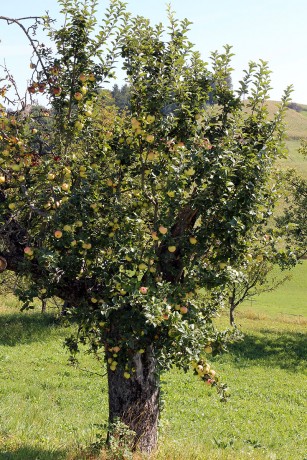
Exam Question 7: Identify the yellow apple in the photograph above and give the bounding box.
[189,236,197,245]
[139,263,147,270]
[75,121,84,130]
[146,134,154,143]
[61,183,70,191]
[146,115,155,123]
[168,246,176,253]
[0,176,6,183]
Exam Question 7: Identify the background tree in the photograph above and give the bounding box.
[0,0,292,453]
[276,169,307,261]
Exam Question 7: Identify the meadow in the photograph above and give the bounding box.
[0,262,306,460]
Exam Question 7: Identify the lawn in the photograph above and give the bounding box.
[0,296,306,459]
[238,259,307,319]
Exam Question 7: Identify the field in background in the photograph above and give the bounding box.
[238,260,307,319]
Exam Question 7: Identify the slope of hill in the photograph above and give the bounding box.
[268,101,307,140]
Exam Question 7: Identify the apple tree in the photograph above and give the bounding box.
[0,0,292,453]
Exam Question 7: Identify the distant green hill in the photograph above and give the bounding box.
[267,101,307,140]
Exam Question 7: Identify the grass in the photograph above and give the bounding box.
[0,295,306,459]
[238,260,307,319]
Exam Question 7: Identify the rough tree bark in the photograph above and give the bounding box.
[107,344,160,453]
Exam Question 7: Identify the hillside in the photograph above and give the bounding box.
[267,100,307,140]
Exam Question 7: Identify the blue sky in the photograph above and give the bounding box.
[1,0,307,103]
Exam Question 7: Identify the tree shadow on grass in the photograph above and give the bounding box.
[0,446,66,460]
[228,329,307,371]
[0,312,62,347]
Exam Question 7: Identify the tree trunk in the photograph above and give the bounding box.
[107,345,160,454]
[41,299,47,313]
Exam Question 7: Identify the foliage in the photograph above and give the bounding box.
[112,83,131,110]
[276,169,307,260]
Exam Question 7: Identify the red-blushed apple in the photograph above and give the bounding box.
[54,230,63,239]
[180,306,188,314]
[38,83,46,93]
[24,247,34,256]
[158,225,168,235]
[151,231,159,240]
[74,92,83,101]
[52,87,62,96]
[79,73,87,82]
[139,286,148,295]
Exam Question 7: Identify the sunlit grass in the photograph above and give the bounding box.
[0,298,306,459]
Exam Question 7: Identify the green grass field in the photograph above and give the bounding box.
[0,284,306,459]
[238,260,307,319]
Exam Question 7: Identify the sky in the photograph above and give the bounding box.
[1,0,307,104]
